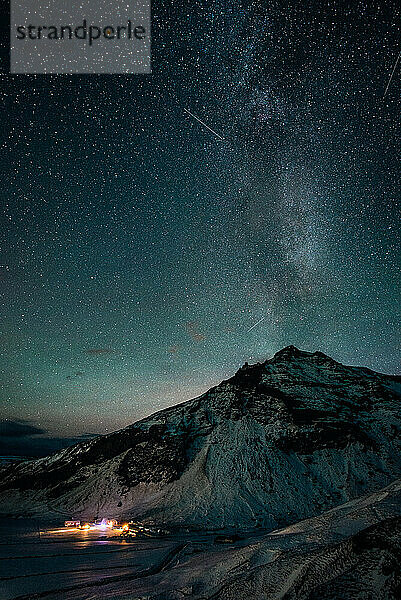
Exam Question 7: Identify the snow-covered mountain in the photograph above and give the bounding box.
[1,346,400,529]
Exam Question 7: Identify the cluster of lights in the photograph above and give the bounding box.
[62,518,124,532]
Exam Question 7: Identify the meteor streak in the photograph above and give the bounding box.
[246,316,266,333]
[384,49,401,97]
[183,108,225,141]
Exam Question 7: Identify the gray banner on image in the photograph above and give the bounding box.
[11,0,151,73]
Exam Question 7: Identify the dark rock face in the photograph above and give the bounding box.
[117,425,188,487]
[0,346,400,528]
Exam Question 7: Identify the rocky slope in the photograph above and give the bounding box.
[1,346,400,529]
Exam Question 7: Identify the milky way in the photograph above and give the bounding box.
[1,1,400,444]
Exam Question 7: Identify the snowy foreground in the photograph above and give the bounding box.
[1,478,400,600]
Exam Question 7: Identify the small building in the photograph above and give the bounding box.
[64,520,80,527]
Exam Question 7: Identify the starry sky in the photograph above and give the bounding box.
[1,0,400,455]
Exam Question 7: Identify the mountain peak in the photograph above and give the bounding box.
[235,346,335,374]
[232,346,339,388]
[273,345,303,357]
[271,346,336,364]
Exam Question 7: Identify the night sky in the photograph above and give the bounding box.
[1,1,400,455]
